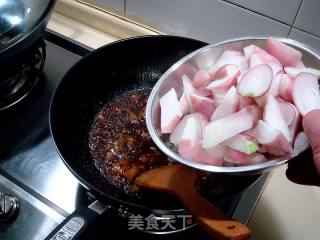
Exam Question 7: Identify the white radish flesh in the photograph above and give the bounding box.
[279,101,296,125]
[160,88,183,133]
[279,74,294,102]
[293,131,310,155]
[223,134,258,154]
[237,64,273,97]
[253,120,293,156]
[264,95,291,142]
[210,86,239,121]
[178,116,223,165]
[206,64,240,93]
[213,51,248,73]
[203,107,254,149]
[292,72,320,116]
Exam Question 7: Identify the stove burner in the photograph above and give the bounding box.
[0,39,46,111]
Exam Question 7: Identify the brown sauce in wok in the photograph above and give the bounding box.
[89,90,172,194]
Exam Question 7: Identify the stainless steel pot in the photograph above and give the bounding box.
[146,36,320,175]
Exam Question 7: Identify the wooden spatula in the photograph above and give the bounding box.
[135,165,251,240]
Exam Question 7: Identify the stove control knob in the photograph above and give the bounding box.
[0,193,19,222]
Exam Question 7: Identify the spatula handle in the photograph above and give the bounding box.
[178,189,250,240]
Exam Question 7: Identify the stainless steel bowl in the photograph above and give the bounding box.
[146,36,320,175]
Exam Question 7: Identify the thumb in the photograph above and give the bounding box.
[303,109,320,175]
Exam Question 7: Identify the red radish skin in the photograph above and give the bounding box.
[210,86,239,121]
[263,95,291,142]
[284,67,320,79]
[279,74,294,102]
[193,70,212,88]
[237,64,273,97]
[292,72,320,116]
[160,88,183,133]
[203,107,254,149]
[266,38,302,67]
[191,94,216,120]
[206,64,240,93]
[293,131,310,156]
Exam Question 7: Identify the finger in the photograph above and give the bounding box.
[302,109,320,175]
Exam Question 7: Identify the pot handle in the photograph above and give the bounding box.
[45,201,104,240]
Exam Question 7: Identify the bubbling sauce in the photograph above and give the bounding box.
[89,90,172,193]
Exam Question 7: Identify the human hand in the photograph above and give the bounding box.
[286,110,320,186]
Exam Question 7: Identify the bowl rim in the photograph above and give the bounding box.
[146,36,320,175]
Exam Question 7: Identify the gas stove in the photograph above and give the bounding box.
[0,31,268,240]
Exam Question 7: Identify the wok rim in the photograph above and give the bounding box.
[49,35,261,212]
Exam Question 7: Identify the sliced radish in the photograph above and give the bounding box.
[266,38,302,67]
[191,94,216,120]
[279,74,294,102]
[203,107,254,149]
[206,64,240,93]
[179,92,189,115]
[169,113,208,147]
[292,72,320,116]
[224,149,267,166]
[249,53,283,76]
[269,73,282,96]
[182,75,195,112]
[246,104,262,125]
[213,51,248,73]
[204,144,228,159]
[237,64,273,97]
[178,116,223,165]
[244,44,270,59]
[278,101,296,125]
[255,74,283,107]
[263,95,291,142]
[210,86,239,121]
[193,70,212,88]
[284,66,320,79]
[223,134,258,154]
[293,131,310,155]
[160,88,183,133]
[253,120,293,156]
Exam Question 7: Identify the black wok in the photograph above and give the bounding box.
[48,36,260,239]
[0,0,56,81]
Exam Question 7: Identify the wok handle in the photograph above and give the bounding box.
[178,189,251,240]
[45,206,101,240]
